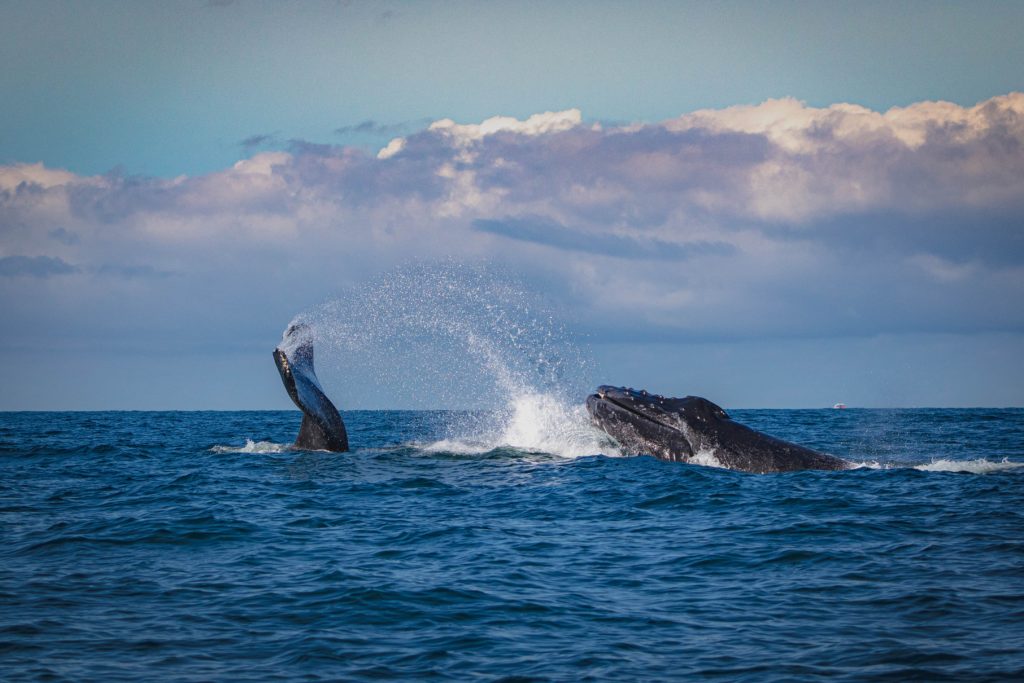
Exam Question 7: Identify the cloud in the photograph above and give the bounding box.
[426,108,583,143]
[336,120,392,136]
[95,264,175,279]
[0,162,92,192]
[473,216,734,260]
[660,94,1024,221]
[48,227,80,245]
[0,254,167,281]
[0,255,77,278]
[239,132,279,151]
[1,94,1023,355]
[334,118,433,139]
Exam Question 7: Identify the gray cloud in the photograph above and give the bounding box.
[334,119,430,137]
[240,132,279,151]
[0,255,78,278]
[49,227,80,245]
[95,264,175,279]
[473,216,734,261]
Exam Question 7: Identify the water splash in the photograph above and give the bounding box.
[689,448,727,469]
[913,458,1024,473]
[847,458,1024,473]
[423,392,621,459]
[211,440,291,454]
[287,261,609,457]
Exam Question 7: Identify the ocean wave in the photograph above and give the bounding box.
[846,458,1023,474]
[4,408,1024,681]
[913,458,1024,473]
[210,439,291,454]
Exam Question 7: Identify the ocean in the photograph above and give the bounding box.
[2,406,1023,681]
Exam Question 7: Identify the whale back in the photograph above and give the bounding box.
[587,386,847,473]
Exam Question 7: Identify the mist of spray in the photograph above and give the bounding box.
[286,262,619,458]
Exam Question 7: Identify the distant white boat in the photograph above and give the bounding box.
[832,403,847,410]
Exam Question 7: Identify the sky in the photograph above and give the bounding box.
[1,0,1023,409]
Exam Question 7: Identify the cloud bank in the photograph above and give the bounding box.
[2,94,1023,358]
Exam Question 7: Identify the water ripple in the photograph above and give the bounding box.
[1,409,1022,681]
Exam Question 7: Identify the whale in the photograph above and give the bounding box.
[273,323,349,452]
[586,386,848,473]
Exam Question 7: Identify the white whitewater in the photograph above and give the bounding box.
[846,458,1024,473]
[423,391,621,459]
[212,440,291,454]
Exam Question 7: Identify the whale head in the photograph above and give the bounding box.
[585,385,730,462]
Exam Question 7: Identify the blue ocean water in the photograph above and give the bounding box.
[2,407,1023,681]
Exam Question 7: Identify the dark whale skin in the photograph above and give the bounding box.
[273,324,348,452]
[587,386,847,473]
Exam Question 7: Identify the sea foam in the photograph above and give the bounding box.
[211,439,291,454]
[423,391,620,459]
[846,457,1023,473]
[913,458,1024,474]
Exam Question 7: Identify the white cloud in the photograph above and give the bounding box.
[231,151,291,176]
[379,109,583,162]
[660,93,1024,221]
[670,92,1024,152]
[0,162,96,191]
[427,108,583,144]
[1,94,1023,353]
[377,137,405,159]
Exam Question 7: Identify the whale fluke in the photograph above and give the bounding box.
[273,323,349,452]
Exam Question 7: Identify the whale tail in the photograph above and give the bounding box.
[273,323,349,452]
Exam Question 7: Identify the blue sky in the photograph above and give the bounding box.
[1,0,1023,409]
[4,0,1023,177]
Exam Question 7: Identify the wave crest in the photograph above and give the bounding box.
[211,439,291,454]
[914,458,1023,474]
[846,458,1023,474]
